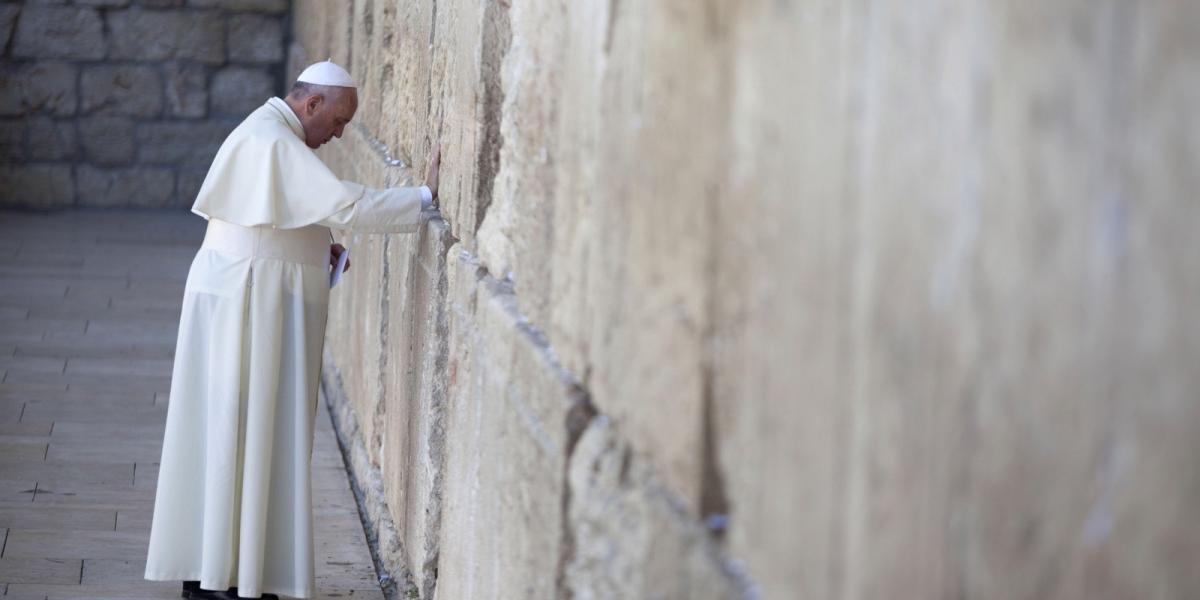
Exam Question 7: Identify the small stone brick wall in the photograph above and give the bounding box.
[0,0,290,209]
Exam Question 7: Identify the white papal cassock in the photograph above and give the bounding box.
[144,97,430,599]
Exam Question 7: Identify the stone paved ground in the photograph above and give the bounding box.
[0,209,382,600]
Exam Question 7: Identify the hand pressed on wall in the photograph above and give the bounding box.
[425,144,442,208]
[330,243,350,273]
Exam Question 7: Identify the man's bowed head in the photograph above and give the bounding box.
[283,60,442,274]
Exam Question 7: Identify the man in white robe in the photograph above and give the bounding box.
[143,61,440,600]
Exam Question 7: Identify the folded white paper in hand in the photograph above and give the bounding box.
[330,247,349,289]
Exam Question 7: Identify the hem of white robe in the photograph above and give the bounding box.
[144,572,313,599]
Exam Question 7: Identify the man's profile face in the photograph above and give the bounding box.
[299,88,358,149]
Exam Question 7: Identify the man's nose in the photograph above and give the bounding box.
[334,126,345,138]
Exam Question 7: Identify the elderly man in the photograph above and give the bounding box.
[143,61,440,600]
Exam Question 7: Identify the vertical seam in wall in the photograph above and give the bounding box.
[375,235,392,459]
[1,5,18,57]
[277,0,295,94]
[424,0,438,144]
[471,0,511,233]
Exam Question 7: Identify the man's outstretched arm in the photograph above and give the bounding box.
[318,145,441,233]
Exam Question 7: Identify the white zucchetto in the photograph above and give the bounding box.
[296,59,357,88]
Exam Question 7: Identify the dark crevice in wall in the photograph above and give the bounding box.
[424,0,438,147]
[699,365,729,538]
[1,6,19,57]
[555,384,596,600]
[699,0,734,544]
[361,0,374,38]
[418,228,453,600]
[604,0,619,54]
[275,0,295,96]
[472,0,511,234]
[373,235,392,463]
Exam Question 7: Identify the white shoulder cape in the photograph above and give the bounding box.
[191,97,366,229]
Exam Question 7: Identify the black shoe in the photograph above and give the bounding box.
[182,582,233,599]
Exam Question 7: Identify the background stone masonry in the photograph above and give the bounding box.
[0,0,290,209]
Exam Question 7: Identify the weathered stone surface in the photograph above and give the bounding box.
[308,1,1200,598]
[136,120,235,167]
[76,0,132,6]
[228,14,284,63]
[189,0,288,14]
[0,62,77,117]
[78,117,135,165]
[422,0,506,250]
[210,66,275,116]
[565,418,747,599]
[76,165,175,207]
[81,65,164,117]
[432,248,589,600]
[164,63,209,118]
[506,0,722,514]
[0,4,20,51]
[381,219,453,598]
[108,8,224,64]
[11,6,106,60]
[28,118,77,161]
[0,120,25,162]
[0,164,74,207]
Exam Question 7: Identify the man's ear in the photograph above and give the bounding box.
[305,95,323,116]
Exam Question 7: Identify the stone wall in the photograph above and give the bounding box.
[298,1,1200,599]
[0,0,289,209]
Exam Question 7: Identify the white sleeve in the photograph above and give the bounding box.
[317,184,431,233]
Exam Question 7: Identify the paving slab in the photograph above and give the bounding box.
[0,209,382,598]
[0,557,82,585]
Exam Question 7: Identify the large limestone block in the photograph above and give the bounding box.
[81,65,164,117]
[108,8,224,63]
[76,165,176,207]
[474,0,563,295]
[0,164,75,208]
[539,0,728,514]
[381,218,454,599]
[0,120,23,161]
[375,0,438,168]
[164,63,209,119]
[79,117,135,165]
[228,14,284,63]
[711,2,849,598]
[0,62,78,117]
[436,249,590,600]
[945,3,1200,598]
[710,1,1200,598]
[28,117,78,161]
[11,6,106,60]
[424,0,510,249]
[211,67,276,116]
[291,0,353,71]
[468,0,733,516]
[565,417,749,599]
[136,120,236,168]
[320,124,416,472]
[328,228,390,468]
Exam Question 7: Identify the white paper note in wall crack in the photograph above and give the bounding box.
[330,248,349,289]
